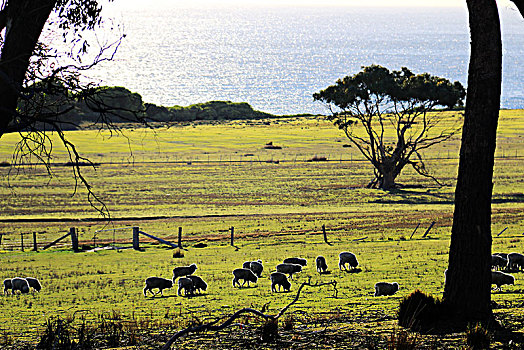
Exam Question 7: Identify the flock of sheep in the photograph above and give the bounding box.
[143,251,400,298]
[490,252,524,290]
[3,277,42,295]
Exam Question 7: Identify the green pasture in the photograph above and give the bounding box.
[0,111,523,347]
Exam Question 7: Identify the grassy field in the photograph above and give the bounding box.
[0,112,523,348]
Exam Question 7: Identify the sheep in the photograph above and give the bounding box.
[172,263,198,279]
[11,277,30,294]
[270,272,291,292]
[143,277,173,297]
[374,282,399,297]
[242,260,264,277]
[178,277,195,296]
[491,271,515,291]
[507,252,524,271]
[339,252,359,271]
[3,279,12,295]
[491,254,508,271]
[276,263,302,280]
[493,252,508,260]
[316,256,328,273]
[25,277,42,292]
[232,268,258,288]
[188,275,207,294]
[283,257,307,266]
[249,261,264,277]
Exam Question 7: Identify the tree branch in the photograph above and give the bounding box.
[161,279,337,350]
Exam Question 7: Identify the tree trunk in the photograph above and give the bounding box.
[443,0,502,323]
[379,171,396,190]
[0,0,56,137]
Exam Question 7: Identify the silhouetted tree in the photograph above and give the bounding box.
[444,0,523,326]
[314,65,465,189]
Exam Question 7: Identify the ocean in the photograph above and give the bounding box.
[87,5,524,115]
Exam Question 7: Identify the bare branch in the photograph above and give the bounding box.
[161,279,338,350]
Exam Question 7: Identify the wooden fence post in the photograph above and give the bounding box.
[410,223,421,239]
[33,232,38,251]
[20,233,24,251]
[322,224,330,245]
[230,226,234,247]
[422,221,436,238]
[0,233,3,246]
[133,227,140,250]
[178,227,183,249]
[70,227,79,252]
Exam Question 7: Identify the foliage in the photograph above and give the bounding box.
[397,290,444,333]
[313,65,466,189]
[465,323,491,350]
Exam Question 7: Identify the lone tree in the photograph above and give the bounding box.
[313,65,465,190]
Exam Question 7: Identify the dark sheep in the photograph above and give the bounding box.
[339,252,359,271]
[270,272,291,292]
[232,268,258,288]
[25,277,42,292]
[178,277,195,296]
[143,277,173,297]
[11,277,30,294]
[283,257,307,266]
[3,279,12,295]
[276,263,302,280]
[173,263,198,280]
[374,282,399,296]
[491,271,515,291]
[250,261,264,277]
[507,252,524,271]
[316,256,328,273]
[491,255,507,271]
[188,275,207,294]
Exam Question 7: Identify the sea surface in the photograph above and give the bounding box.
[86,5,524,115]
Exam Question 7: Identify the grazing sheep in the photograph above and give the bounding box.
[143,277,173,297]
[242,261,251,269]
[188,275,207,294]
[3,279,12,295]
[494,252,508,260]
[270,272,291,292]
[491,271,515,291]
[276,263,302,280]
[178,277,195,296]
[283,257,307,266]
[172,263,198,279]
[232,268,258,288]
[11,277,30,294]
[316,256,328,273]
[339,252,359,271]
[491,255,508,271]
[249,261,264,277]
[374,282,399,297]
[25,277,42,292]
[507,252,524,271]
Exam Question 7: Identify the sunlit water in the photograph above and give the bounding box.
[85,5,524,115]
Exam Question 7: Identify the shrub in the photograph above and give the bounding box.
[465,323,491,350]
[398,290,444,332]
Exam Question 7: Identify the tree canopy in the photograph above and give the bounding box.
[314,65,465,189]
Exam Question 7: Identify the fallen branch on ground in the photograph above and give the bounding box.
[161,278,338,350]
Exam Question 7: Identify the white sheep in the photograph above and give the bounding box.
[339,252,359,271]
[270,272,291,292]
[143,277,173,297]
[173,263,198,279]
[11,277,30,294]
[188,275,207,294]
[283,257,307,266]
[491,271,515,291]
[232,268,258,288]
[25,277,42,292]
[316,256,328,273]
[276,263,302,280]
[507,252,524,271]
[374,282,399,296]
[178,277,195,296]
[3,279,12,295]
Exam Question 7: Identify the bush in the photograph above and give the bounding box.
[398,290,444,333]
